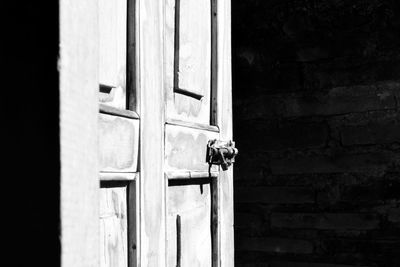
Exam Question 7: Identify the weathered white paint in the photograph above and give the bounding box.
[99,186,128,267]
[165,124,219,173]
[176,0,211,97]
[164,0,234,266]
[60,0,100,266]
[167,183,212,267]
[216,0,235,266]
[165,0,211,124]
[138,0,166,265]
[99,172,137,181]
[60,0,233,266]
[98,0,127,109]
[98,113,139,172]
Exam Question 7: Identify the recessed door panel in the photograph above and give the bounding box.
[165,0,212,124]
[165,124,219,175]
[167,181,212,267]
[99,0,127,109]
[100,185,128,267]
[98,113,139,173]
[175,0,211,98]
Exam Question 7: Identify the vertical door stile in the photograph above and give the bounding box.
[216,0,234,266]
[60,0,100,265]
[138,0,166,265]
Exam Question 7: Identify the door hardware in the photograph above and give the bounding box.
[206,139,238,171]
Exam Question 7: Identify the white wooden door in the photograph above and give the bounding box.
[164,0,217,266]
[138,0,234,264]
[91,0,235,265]
[163,0,234,266]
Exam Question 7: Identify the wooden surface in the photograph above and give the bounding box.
[164,0,234,266]
[216,0,234,266]
[165,124,219,173]
[165,0,212,124]
[128,181,138,267]
[99,185,128,267]
[210,0,218,126]
[166,170,219,180]
[60,0,100,266]
[136,0,233,266]
[99,172,137,181]
[100,103,139,119]
[127,0,138,111]
[167,182,212,267]
[175,0,211,97]
[98,113,139,172]
[166,118,219,132]
[99,0,127,109]
[211,177,219,267]
[164,0,176,121]
[138,0,166,265]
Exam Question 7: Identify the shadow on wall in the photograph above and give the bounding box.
[232,1,400,266]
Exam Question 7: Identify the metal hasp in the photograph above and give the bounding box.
[206,139,238,171]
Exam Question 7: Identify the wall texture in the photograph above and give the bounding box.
[232,1,400,266]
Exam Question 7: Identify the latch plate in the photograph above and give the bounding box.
[206,139,238,171]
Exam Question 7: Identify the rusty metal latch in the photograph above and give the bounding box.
[206,139,238,171]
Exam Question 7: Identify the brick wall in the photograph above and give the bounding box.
[232,1,400,266]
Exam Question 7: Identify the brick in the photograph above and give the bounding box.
[302,60,400,94]
[282,82,399,118]
[235,212,264,229]
[236,81,400,120]
[296,46,331,62]
[237,121,328,152]
[316,178,400,206]
[237,95,284,120]
[270,152,392,175]
[341,123,400,146]
[235,187,314,204]
[319,184,381,206]
[235,237,313,254]
[271,213,379,230]
[268,122,328,151]
[323,238,400,257]
[270,261,370,267]
[388,208,400,223]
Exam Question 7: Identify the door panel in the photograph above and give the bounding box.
[167,181,212,267]
[175,0,211,98]
[99,0,127,109]
[100,185,128,267]
[99,113,139,173]
[165,0,212,124]
[165,124,219,175]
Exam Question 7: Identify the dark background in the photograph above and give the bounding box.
[2,1,60,266]
[232,1,400,266]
